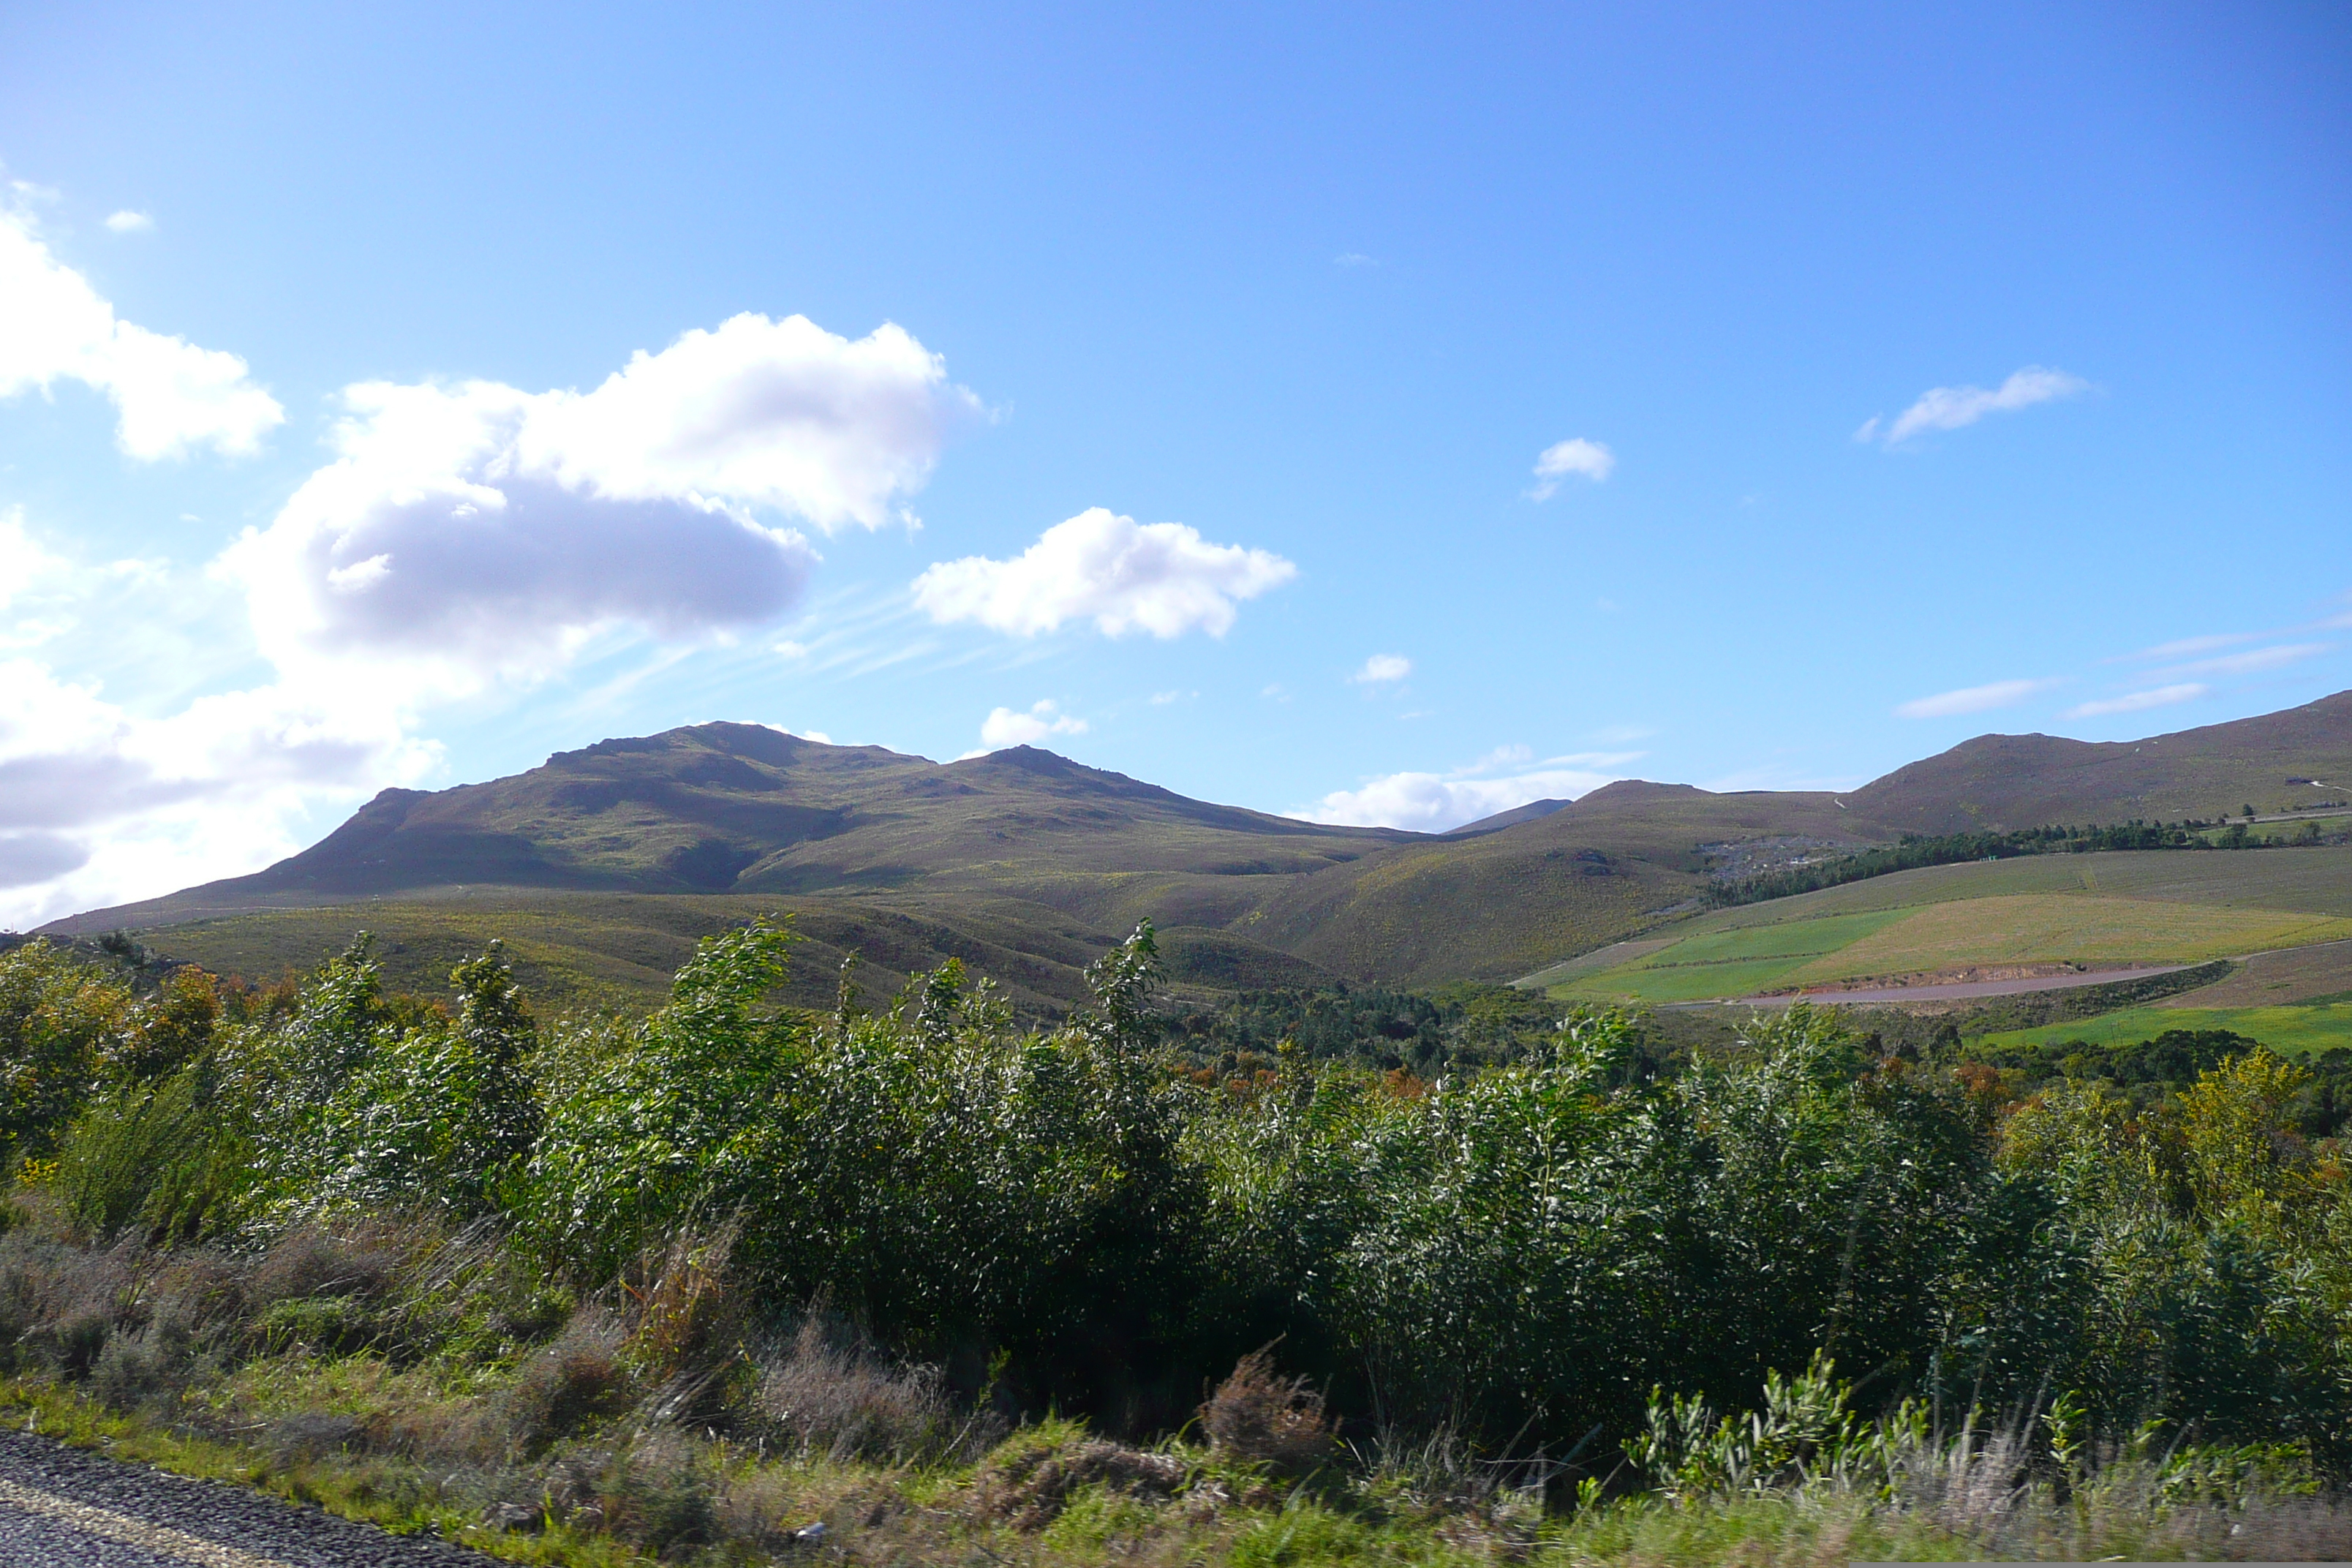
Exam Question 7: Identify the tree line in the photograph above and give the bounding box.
[3,924,2350,1471]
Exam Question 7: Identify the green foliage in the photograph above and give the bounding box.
[52,1066,251,1243]
[0,941,129,1165]
[12,925,2352,1467]
[531,920,1200,1409]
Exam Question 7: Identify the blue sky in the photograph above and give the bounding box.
[0,2,2346,924]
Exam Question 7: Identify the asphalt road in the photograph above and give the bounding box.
[0,1428,493,1568]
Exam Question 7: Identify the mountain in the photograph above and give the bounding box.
[1842,690,2352,834]
[45,692,2352,1011]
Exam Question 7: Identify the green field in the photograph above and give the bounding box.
[1539,847,2352,1006]
[1977,1003,2352,1057]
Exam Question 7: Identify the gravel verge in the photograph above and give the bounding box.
[0,1426,497,1568]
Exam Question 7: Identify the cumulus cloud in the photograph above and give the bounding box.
[1893,677,2059,720]
[1351,653,1411,685]
[0,647,430,924]
[102,210,152,234]
[2065,684,2209,720]
[0,204,282,459]
[976,699,1088,751]
[1860,366,2088,447]
[1300,749,1641,832]
[1530,437,1614,498]
[0,514,437,926]
[222,313,970,697]
[912,508,1296,639]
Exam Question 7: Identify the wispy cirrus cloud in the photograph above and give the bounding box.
[2065,684,2209,720]
[1893,677,2060,720]
[2118,631,2262,663]
[1857,366,2089,447]
[2153,643,2332,680]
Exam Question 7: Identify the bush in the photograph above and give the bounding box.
[53,1068,249,1243]
[505,1311,630,1449]
[1201,1346,1332,1471]
[752,1316,965,1463]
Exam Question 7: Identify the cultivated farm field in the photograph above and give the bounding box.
[1537,847,2352,1015]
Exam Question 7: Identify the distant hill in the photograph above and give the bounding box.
[45,692,2352,1008]
[1844,691,2352,834]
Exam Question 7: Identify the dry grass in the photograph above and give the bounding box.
[751,1316,977,1464]
[1200,1345,1334,1473]
[7,1215,2352,1567]
[976,1421,1191,1529]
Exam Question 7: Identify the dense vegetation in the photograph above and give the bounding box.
[1710,816,2348,907]
[3,924,2351,1561]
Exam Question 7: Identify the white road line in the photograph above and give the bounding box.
[0,1473,298,1568]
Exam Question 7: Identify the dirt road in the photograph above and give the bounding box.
[1724,964,2195,1009]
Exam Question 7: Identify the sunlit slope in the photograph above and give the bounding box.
[1980,1003,2352,1058]
[1543,847,2352,1005]
[1845,690,2352,834]
[50,724,1411,927]
[45,690,2352,995]
[124,889,1337,1017]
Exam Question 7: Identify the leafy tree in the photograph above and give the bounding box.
[0,941,129,1166]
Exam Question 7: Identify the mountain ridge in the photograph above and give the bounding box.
[43,691,2352,1003]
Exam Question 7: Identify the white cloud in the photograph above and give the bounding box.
[1530,437,1614,499]
[2155,642,2332,679]
[511,313,975,532]
[1300,750,1641,833]
[1351,652,1411,685]
[0,203,282,459]
[0,508,69,613]
[1148,690,1192,705]
[912,508,1297,638]
[976,699,1088,751]
[0,651,432,927]
[1863,366,2089,447]
[2064,684,2209,719]
[1334,252,1376,268]
[219,312,970,700]
[102,210,152,234]
[1457,744,1533,775]
[2122,631,2259,662]
[1893,677,2059,720]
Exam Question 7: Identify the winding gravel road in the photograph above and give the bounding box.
[0,1428,494,1567]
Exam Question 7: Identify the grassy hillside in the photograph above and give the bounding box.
[1978,1003,2352,1057]
[1844,689,2352,834]
[1542,845,2352,1006]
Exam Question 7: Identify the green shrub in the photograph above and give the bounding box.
[53,1068,251,1243]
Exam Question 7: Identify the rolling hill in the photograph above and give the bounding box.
[42,690,2352,1011]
